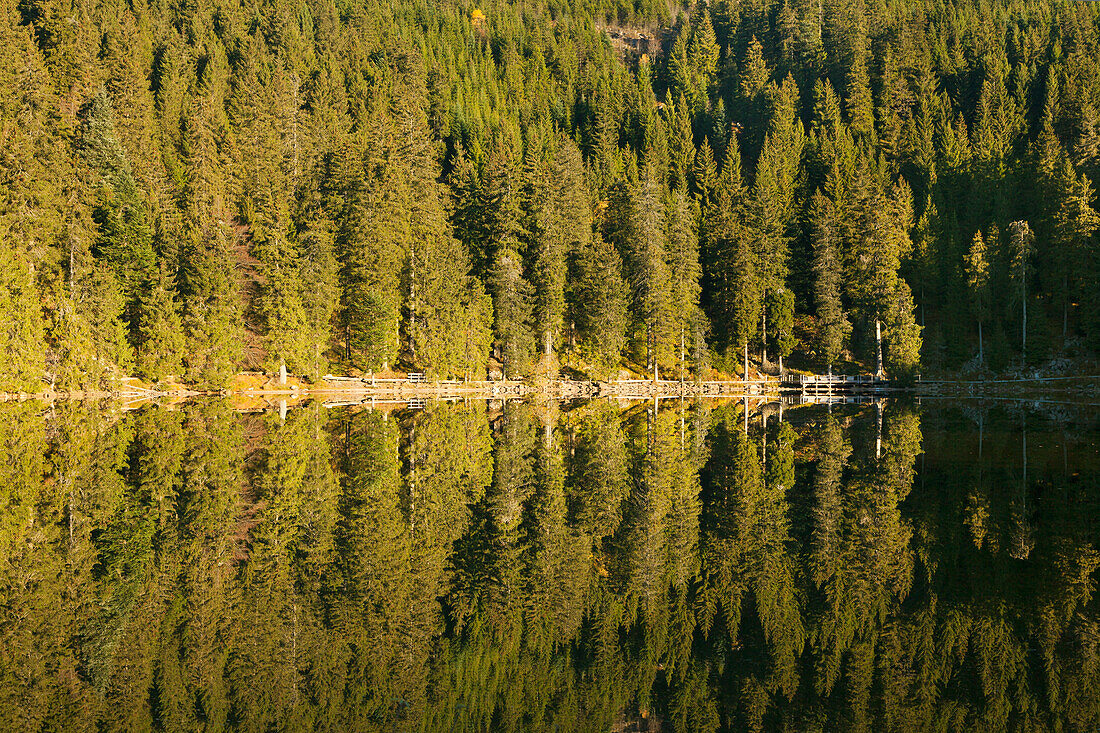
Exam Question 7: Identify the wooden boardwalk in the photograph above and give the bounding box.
[586,378,778,399]
[310,375,782,401]
[782,373,891,396]
[2,372,903,410]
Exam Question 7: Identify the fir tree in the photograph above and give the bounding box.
[337,122,407,372]
[137,266,185,382]
[181,229,241,388]
[0,244,44,391]
[78,88,156,316]
[1048,159,1100,342]
[606,163,675,377]
[703,137,760,375]
[491,247,535,378]
[845,37,875,146]
[810,191,851,370]
[1009,220,1035,362]
[568,232,629,378]
[766,287,796,373]
[296,223,339,382]
[667,96,696,192]
[964,231,991,364]
[483,141,535,376]
[56,267,134,389]
[531,135,587,360]
[665,185,703,380]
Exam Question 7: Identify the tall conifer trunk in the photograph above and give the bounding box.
[761,311,767,365]
[875,318,883,377]
[680,327,685,384]
[409,246,417,363]
[876,400,883,459]
[1064,275,1069,341]
[1022,293,1027,362]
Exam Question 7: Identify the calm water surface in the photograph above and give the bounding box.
[2,397,1099,731]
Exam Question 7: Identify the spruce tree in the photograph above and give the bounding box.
[667,96,696,192]
[449,142,487,276]
[568,232,629,378]
[181,231,241,387]
[847,169,919,377]
[531,135,587,360]
[810,191,850,370]
[292,207,340,382]
[693,138,719,207]
[752,75,805,362]
[766,287,796,373]
[177,99,242,388]
[845,37,876,146]
[337,122,407,372]
[491,247,535,378]
[1009,220,1035,361]
[0,245,44,391]
[414,230,493,379]
[78,89,156,338]
[609,164,675,378]
[964,232,991,364]
[667,28,693,111]
[703,137,760,373]
[478,138,533,376]
[665,184,703,379]
[57,267,134,389]
[137,266,185,382]
[393,53,492,379]
[738,35,771,156]
[886,281,922,379]
[259,266,310,375]
[1048,159,1100,342]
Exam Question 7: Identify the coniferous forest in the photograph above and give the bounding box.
[3,0,1100,390]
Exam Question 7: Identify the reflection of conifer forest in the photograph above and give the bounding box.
[6,0,1100,390]
[2,398,1099,731]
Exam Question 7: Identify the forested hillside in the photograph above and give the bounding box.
[3,0,1100,389]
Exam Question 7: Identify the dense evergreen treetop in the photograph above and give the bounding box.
[3,0,1100,389]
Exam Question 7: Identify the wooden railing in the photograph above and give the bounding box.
[784,373,883,384]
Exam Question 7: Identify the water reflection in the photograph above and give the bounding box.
[1,398,1098,731]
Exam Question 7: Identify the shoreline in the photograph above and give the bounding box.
[6,372,1098,405]
[0,377,788,404]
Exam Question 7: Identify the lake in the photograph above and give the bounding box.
[2,397,1098,731]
